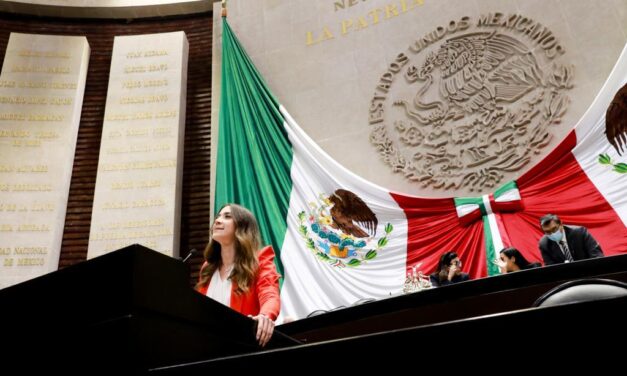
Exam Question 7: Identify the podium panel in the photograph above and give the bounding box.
[0,244,298,372]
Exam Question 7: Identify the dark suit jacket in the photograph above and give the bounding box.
[539,225,604,266]
[429,272,470,287]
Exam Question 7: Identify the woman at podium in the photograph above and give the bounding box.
[196,204,281,347]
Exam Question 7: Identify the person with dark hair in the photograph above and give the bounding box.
[196,203,281,347]
[429,251,470,287]
[538,213,604,266]
[497,247,541,273]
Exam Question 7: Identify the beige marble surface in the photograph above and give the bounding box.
[212,0,627,198]
[0,33,90,288]
[88,32,188,259]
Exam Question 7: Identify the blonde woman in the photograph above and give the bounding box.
[196,204,280,346]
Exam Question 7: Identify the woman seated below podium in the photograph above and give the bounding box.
[429,251,470,287]
[196,203,281,347]
[497,247,542,273]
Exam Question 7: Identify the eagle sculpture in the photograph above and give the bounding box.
[400,31,544,125]
[328,189,378,238]
[606,82,627,155]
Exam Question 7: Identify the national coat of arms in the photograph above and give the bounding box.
[297,189,393,268]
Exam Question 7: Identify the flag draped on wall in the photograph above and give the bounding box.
[216,16,627,321]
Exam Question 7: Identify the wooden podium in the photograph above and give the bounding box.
[0,244,298,372]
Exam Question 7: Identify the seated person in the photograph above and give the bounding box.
[538,214,604,265]
[430,251,470,287]
[497,247,541,273]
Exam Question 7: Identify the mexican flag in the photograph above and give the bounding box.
[215,17,627,321]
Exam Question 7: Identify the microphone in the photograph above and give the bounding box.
[182,248,197,263]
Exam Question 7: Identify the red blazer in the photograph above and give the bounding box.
[196,245,281,320]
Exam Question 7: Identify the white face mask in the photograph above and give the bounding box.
[547,229,563,242]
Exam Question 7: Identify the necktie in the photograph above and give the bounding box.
[560,240,574,262]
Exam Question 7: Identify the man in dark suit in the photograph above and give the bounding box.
[538,214,604,265]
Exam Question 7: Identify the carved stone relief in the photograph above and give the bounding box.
[369,13,573,192]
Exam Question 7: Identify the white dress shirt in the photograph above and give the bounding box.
[206,267,232,307]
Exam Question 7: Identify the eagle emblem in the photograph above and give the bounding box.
[598,82,627,174]
[606,82,627,155]
[370,22,574,193]
[297,190,393,268]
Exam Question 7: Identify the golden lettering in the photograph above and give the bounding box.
[49,97,72,105]
[14,247,47,254]
[100,159,176,172]
[17,258,45,266]
[126,51,142,59]
[11,66,70,74]
[133,198,165,208]
[0,224,12,232]
[306,27,335,46]
[0,80,16,88]
[143,79,168,87]
[28,114,63,122]
[143,50,168,57]
[111,181,134,190]
[18,81,76,90]
[138,180,161,188]
[35,130,59,139]
[91,227,173,241]
[341,19,353,34]
[148,95,168,103]
[153,128,172,136]
[12,139,41,147]
[103,201,130,210]
[120,96,145,104]
[0,129,29,138]
[17,224,50,232]
[31,203,54,211]
[17,165,48,173]
[106,112,154,121]
[104,240,157,251]
[103,218,165,230]
[9,184,52,191]
[148,64,168,72]
[355,17,369,31]
[0,248,10,255]
[0,96,46,104]
[309,0,424,45]
[126,128,149,136]
[384,4,399,18]
[124,65,146,73]
[110,179,161,190]
[368,8,383,24]
[122,80,142,89]
[18,50,70,58]
[0,203,17,211]
[155,111,177,118]
[0,113,26,121]
[3,258,13,266]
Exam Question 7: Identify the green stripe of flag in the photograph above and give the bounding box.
[216,18,293,277]
[482,216,501,276]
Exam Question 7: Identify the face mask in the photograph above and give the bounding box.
[547,230,563,242]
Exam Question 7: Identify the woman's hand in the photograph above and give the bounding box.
[447,265,459,280]
[250,313,275,347]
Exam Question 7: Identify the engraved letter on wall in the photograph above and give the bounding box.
[0,33,90,288]
[88,32,189,259]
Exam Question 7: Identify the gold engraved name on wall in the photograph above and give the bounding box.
[369,13,573,191]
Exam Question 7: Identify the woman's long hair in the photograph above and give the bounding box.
[196,203,261,294]
[435,251,458,281]
[436,251,457,273]
[500,247,533,270]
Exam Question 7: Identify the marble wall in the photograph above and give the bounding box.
[212,0,627,197]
